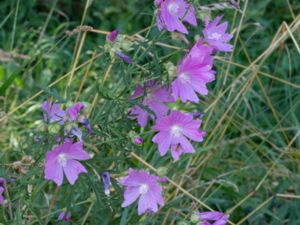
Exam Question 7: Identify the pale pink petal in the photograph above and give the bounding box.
[44,151,64,186]
[121,186,140,207]
[65,142,90,161]
[63,159,87,185]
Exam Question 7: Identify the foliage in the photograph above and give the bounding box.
[0,0,300,224]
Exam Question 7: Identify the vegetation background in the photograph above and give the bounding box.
[0,0,299,224]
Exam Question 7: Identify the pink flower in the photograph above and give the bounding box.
[203,16,233,52]
[0,187,4,205]
[58,210,71,222]
[133,136,144,145]
[152,110,205,160]
[107,29,119,42]
[42,99,66,124]
[129,80,173,127]
[198,211,229,225]
[120,169,164,215]
[67,103,84,121]
[44,140,90,186]
[156,0,197,34]
[172,40,215,103]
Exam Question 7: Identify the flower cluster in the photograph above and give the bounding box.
[38,0,233,220]
[42,101,92,186]
[120,0,232,218]
[105,29,133,64]
[42,100,92,142]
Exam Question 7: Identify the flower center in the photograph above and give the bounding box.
[208,32,222,40]
[179,73,190,83]
[57,153,67,167]
[139,184,149,194]
[171,125,182,137]
[168,3,179,15]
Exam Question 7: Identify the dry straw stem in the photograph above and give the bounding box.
[64,31,87,98]
[75,49,98,102]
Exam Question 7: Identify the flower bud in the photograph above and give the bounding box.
[190,213,200,223]
[157,167,168,176]
[133,136,143,145]
[159,176,168,183]
[164,62,177,77]
[121,39,133,52]
[48,123,61,134]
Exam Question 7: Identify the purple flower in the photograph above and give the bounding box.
[0,186,4,205]
[42,99,66,124]
[115,51,132,64]
[156,0,197,34]
[69,126,83,142]
[44,140,90,186]
[107,29,119,42]
[133,136,143,145]
[67,103,84,121]
[198,212,229,225]
[129,80,173,127]
[58,210,71,222]
[172,40,215,103]
[82,118,92,135]
[120,169,164,215]
[152,110,205,160]
[159,176,168,183]
[102,172,111,196]
[203,16,233,52]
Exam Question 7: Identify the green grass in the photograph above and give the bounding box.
[0,0,300,224]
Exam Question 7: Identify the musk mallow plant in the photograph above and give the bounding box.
[0,1,234,223]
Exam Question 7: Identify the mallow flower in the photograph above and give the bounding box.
[129,80,173,127]
[198,211,229,225]
[44,140,90,186]
[152,110,205,160]
[156,0,197,34]
[203,16,233,52]
[42,99,66,124]
[172,40,215,103]
[67,102,85,121]
[120,169,164,215]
